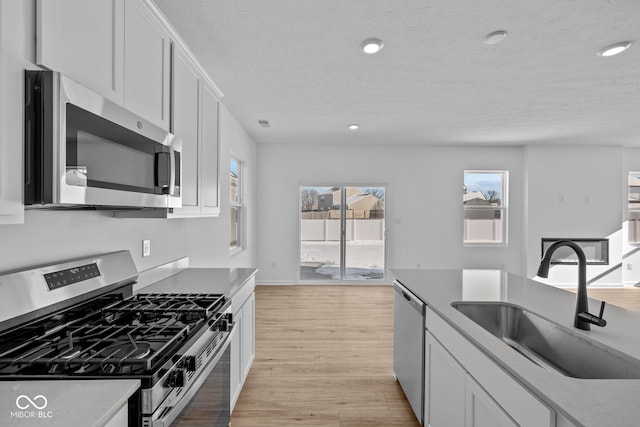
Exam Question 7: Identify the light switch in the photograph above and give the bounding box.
[142,240,151,257]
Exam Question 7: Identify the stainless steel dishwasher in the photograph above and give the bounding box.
[393,280,425,425]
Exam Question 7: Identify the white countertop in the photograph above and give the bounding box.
[0,379,139,426]
[138,267,257,297]
[391,269,640,427]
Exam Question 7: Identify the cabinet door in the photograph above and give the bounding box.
[241,293,255,381]
[171,43,201,214]
[230,308,243,412]
[37,0,124,103]
[466,375,517,427]
[200,83,220,216]
[427,331,466,427]
[0,0,28,223]
[124,0,170,129]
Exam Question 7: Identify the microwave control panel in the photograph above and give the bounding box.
[44,263,101,290]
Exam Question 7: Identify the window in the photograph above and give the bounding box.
[230,157,242,252]
[463,171,508,245]
[628,172,640,243]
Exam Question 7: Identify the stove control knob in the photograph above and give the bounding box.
[184,355,197,372]
[167,369,186,388]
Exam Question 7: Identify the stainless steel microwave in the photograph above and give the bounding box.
[24,70,181,209]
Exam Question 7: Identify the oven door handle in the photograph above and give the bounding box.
[151,323,236,427]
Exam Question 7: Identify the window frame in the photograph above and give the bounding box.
[627,172,640,245]
[230,156,243,254]
[463,170,509,247]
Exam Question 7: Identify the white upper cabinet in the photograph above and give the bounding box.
[0,0,30,224]
[123,0,170,130]
[33,0,221,219]
[171,43,201,214]
[37,0,171,130]
[167,43,220,218]
[36,0,125,104]
[200,83,220,215]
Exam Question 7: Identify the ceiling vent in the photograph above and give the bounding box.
[258,120,270,128]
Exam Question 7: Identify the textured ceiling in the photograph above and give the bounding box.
[153,0,640,146]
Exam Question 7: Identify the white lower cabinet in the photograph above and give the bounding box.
[465,375,517,427]
[230,305,243,409]
[425,307,555,427]
[240,292,255,380]
[426,331,465,427]
[231,278,256,411]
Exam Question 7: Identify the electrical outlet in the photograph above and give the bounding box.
[628,263,633,271]
[271,262,276,269]
[142,240,151,257]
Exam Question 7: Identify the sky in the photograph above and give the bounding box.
[464,172,505,198]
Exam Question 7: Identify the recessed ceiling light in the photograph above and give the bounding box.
[597,41,632,57]
[348,124,360,131]
[484,30,507,45]
[361,38,384,54]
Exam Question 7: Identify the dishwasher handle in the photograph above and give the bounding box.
[394,281,424,314]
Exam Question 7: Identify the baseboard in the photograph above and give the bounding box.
[256,280,392,286]
[257,280,297,286]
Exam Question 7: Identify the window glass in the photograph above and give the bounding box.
[463,171,508,244]
[230,158,242,252]
[628,172,640,244]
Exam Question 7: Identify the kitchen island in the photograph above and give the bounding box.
[391,269,640,427]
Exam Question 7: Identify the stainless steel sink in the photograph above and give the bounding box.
[452,301,640,379]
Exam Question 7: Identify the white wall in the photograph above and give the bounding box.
[256,144,525,283]
[257,143,635,286]
[524,146,623,285]
[0,0,257,274]
[622,148,640,285]
[183,104,257,268]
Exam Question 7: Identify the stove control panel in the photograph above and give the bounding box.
[44,263,101,290]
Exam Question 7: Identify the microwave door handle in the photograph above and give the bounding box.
[168,146,176,196]
[155,150,170,194]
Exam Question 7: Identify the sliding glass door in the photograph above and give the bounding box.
[299,186,386,282]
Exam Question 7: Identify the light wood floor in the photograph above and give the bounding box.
[230,285,421,427]
[567,287,640,311]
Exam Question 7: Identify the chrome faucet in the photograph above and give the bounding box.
[537,240,607,330]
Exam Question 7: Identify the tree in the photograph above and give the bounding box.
[362,188,385,201]
[301,188,318,211]
[484,190,498,201]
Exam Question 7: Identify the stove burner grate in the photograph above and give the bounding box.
[104,293,225,320]
[0,319,192,373]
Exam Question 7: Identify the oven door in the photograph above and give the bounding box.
[25,71,182,208]
[150,325,234,427]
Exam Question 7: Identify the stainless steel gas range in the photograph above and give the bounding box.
[0,251,233,427]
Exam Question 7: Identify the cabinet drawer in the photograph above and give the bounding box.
[426,307,554,427]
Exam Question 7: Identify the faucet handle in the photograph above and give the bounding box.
[598,301,606,319]
[577,301,607,328]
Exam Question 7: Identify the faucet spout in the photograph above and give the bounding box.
[537,240,606,330]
